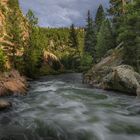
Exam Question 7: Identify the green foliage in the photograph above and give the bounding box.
[39,27,83,51]
[6,7,24,69]
[26,9,38,27]
[0,49,6,72]
[84,10,96,63]
[107,0,140,72]
[3,0,139,76]
[24,27,44,78]
[39,27,84,71]
[80,53,93,70]
[95,4,105,32]
[24,10,44,78]
[96,19,115,60]
[8,0,19,9]
[39,27,84,52]
[108,0,124,17]
[117,0,140,71]
[61,51,81,70]
[107,0,125,46]
[67,24,81,69]
[39,64,59,76]
[68,24,79,48]
[2,0,85,74]
[108,0,126,35]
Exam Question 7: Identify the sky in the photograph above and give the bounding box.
[19,0,109,27]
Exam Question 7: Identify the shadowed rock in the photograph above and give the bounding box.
[137,86,140,97]
[0,99,12,110]
[84,47,140,96]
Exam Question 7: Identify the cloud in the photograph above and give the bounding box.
[19,0,109,27]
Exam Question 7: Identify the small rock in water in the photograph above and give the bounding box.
[136,86,140,97]
[0,99,12,110]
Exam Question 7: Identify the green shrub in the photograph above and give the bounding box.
[0,49,6,72]
[8,0,19,8]
[61,52,80,70]
[81,53,93,66]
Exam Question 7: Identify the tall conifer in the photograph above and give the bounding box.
[68,24,79,48]
[117,0,140,71]
[96,19,115,60]
[95,4,105,32]
[84,10,96,63]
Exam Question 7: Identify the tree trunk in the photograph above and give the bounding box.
[122,0,126,14]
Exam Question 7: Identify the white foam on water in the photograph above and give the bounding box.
[2,73,140,140]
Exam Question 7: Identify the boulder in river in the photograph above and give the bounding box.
[101,65,140,95]
[136,86,140,96]
[84,47,140,96]
[0,99,12,110]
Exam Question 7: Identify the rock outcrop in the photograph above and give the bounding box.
[0,70,28,96]
[0,1,29,111]
[0,0,29,68]
[43,51,63,69]
[84,47,140,96]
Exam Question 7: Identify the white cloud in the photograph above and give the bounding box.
[19,0,109,27]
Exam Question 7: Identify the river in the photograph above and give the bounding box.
[0,73,140,140]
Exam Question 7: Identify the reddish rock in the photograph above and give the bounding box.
[0,70,28,96]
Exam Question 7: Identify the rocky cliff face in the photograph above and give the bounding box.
[0,0,29,68]
[84,47,140,96]
[0,0,28,99]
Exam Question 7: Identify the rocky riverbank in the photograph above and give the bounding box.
[0,70,28,110]
[0,70,28,96]
[83,47,140,96]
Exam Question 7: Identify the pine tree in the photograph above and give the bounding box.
[68,24,80,69]
[107,0,128,48]
[108,0,127,31]
[96,19,115,60]
[117,0,140,71]
[108,0,127,18]
[7,9,23,68]
[68,24,79,48]
[24,10,43,77]
[95,4,105,32]
[84,10,96,63]
[26,9,38,28]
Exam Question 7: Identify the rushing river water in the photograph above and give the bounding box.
[0,73,140,140]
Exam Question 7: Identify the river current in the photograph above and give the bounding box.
[0,73,140,140]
